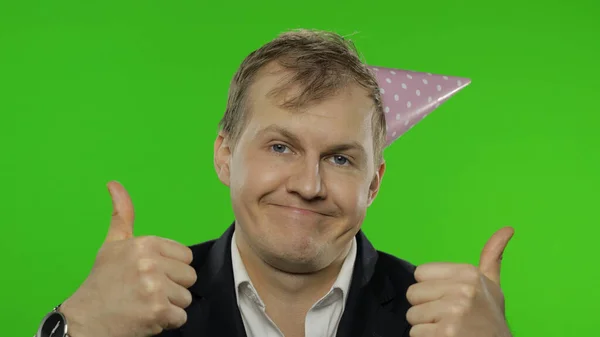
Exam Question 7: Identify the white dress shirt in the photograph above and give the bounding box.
[230,231,357,337]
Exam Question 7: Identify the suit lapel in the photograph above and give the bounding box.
[181,224,247,337]
[336,231,411,337]
[180,225,411,337]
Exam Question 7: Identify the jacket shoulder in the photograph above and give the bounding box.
[189,239,217,254]
[374,250,417,288]
[187,239,218,271]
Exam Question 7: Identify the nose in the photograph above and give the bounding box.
[285,156,327,200]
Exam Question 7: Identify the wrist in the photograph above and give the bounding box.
[57,300,89,337]
[36,305,73,337]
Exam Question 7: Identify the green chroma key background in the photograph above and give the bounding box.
[0,0,598,335]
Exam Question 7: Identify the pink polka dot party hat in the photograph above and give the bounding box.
[367,65,471,147]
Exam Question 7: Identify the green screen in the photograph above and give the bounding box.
[1,0,598,336]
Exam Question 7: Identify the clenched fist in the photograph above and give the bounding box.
[59,181,198,337]
[406,227,514,337]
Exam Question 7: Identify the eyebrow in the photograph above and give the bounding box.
[257,124,368,157]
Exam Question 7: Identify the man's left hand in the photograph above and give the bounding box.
[406,227,515,337]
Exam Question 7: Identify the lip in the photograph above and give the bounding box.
[272,204,326,216]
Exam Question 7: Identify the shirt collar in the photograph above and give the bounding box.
[331,234,357,304]
[230,230,357,306]
[231,231,254,306]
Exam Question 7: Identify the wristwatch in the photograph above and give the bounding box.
[35,304,70,337]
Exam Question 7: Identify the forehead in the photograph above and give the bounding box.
[243,63,376,144]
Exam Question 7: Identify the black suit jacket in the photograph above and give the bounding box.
[158,224,417,337]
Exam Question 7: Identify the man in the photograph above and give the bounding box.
[35,29,514,337]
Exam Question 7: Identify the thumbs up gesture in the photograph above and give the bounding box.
[406,227,514,337]
[58,182,198,337]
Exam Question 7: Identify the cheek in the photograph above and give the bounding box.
[230,151,284,199]
[327,175,371,215]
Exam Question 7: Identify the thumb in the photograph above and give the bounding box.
[105,181,135,242]
[478,226,515,286]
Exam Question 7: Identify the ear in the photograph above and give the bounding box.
[367,160,386,207]
[214,131,232,187]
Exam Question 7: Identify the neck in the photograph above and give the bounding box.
[235,230,352,310]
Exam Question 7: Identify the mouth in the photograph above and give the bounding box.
[271,204,329,217]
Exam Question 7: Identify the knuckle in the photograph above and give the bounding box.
[157,305,187,330]
[182,289,193,308]
[150,302,171,323]
[135,236,158,253]
[140,275,162,297]
[449,302,467,316]
[172,308,188,328]
[137,258,158,274]
[188,267,198,285]
[413,266,424,281]
[459,284,476,299]
[443,323,458,337]
[405,284,418,303]
[464,265,480,282]
[458,297,472,310]
[149,324,164,336]
[183,247,194,264]
[405,306,417,323]
[182,264,198,284]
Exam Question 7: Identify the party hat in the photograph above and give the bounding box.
[367,65,471,147]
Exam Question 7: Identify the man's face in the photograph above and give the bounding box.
[214,64,385,273]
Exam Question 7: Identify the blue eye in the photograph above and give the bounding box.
[332,155,349,166]
[271,144,288,153]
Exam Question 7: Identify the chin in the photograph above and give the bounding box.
[260,237,327,273]
[265,252,325,274]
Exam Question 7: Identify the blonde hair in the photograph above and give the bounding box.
[218,29,386,164]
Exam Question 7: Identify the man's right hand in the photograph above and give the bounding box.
[59,181,198,337]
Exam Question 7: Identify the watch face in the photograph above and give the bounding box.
[38,312,66,337]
